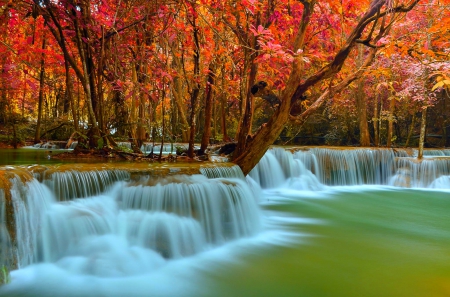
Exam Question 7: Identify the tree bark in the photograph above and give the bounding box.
[187,11,201,158]
[405,113,415,147]
[200,66,215,154]
[34,35,46,144]
[418,107,427,159]
[386,96,395,147]
[373,93,380,146]
[356,45,370,146]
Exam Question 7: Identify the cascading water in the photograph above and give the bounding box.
[42,169,130,201]
[1,147,450,296]
[249,147,450,189]
[0,164,262,293]
[0,170,54,269]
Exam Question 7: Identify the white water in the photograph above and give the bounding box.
[1,147,450,296]
[0,166,263,295]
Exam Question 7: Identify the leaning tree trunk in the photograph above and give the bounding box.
[232,0,419,175]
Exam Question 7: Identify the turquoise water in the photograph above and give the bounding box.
[2,186,449,296]
[194,187,450,297]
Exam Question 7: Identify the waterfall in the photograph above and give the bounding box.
[118,175,261,244]
[2,146,450,295]
[249,147,450,189]
[0,164,262,278]
[249,148,324,190]
[200,165,245,179]
[0,169,54,269]
[308,148,395,185]
[41,169,130,201]
[390,157,450,188]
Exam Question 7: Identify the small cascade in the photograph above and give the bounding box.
[42,169,130,201]
[249,148,324,190]
[122,210,206,259]
[292,150,320,175]
[200,165,245,179]
[0,170,54,269]
[117,175,261,244]
[36,195,118,263]
[390,157,450,188]
[36,195,207,264]
[410,148,450,157]
[248,149,286,188]
[308,148,395,185]
[68,141,78,150]
[140,143,183,155]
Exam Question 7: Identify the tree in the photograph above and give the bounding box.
[232,0,420,174]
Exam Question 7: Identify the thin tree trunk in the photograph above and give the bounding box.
[187,13,201,158]
[34,35,46,144]
[65,60,78,131]
[373,94,379,146]
[418,0,433,159]
[356,45,370,146]
[418,107,427,158]
[221,94,230,142]
[386,96,395,147]
[405,113,416,147]
[159,91,166,161]
[199,66,215,154]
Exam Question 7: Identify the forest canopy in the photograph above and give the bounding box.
[0,0,449,173]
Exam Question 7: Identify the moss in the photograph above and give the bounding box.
[0,265,10,285]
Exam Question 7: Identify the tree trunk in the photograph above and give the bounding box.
[405,113,416,147]
[234,60,258,157]
[168,43,190,142]
[356,45,370,146]
[233,0,415,174]
[418,107,427,159]
[200,66,215,154]
[187,13,201,158]
[373,94,380,146]
[34,36,46,144]
[221,94,230,142]
[386,97,395,147]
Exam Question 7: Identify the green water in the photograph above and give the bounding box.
[0,148,67,165]
[197,188,450,297]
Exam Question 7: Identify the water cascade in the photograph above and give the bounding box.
[249,147,450,189]
[0,169,54,269]
[40,169,130,200]
[1,147,450,296]
[0,164,261,279]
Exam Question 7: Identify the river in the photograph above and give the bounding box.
[0,147,449,296]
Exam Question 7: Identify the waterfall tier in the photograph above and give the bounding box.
[0,164,261,275]
[249,147,450,189]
